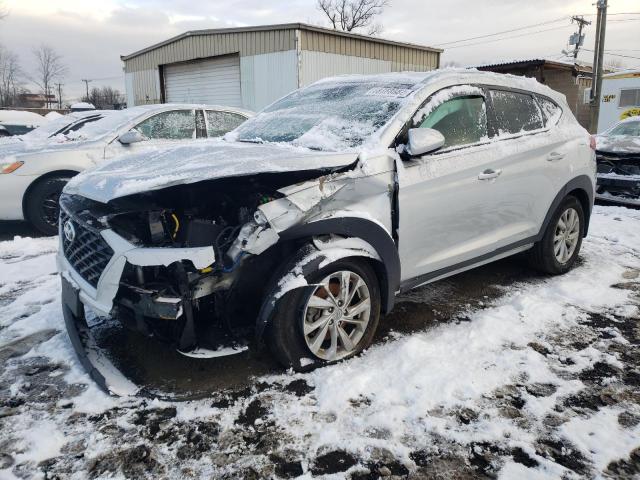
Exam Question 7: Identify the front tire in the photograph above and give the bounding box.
[268,257,381,371]
[25,175,72,236]
[529,195,584,275]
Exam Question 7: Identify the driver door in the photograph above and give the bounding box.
[398,88,514,284]
[104,109,203,159]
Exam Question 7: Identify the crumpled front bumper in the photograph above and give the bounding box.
[57,226,216,396]
[596,173,640,206]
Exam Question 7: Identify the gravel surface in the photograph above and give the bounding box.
[0,205,639,479]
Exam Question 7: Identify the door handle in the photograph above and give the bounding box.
[478,169,502,181]
[547,152,565,161]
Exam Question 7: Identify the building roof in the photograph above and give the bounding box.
[121,22,443,61]
[603,69,640,79]
[475,58,592,74]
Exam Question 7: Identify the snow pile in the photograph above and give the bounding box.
[1,206,639,478]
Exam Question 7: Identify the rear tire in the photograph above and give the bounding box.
[529,195,584,275]
[25,175,71,236]
[267,257,381,371]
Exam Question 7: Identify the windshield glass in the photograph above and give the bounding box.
[230,80,418,151]
[609,121,640,137]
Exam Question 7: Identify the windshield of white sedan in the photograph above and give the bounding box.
[231,81,413,151]
[609,121,640,137]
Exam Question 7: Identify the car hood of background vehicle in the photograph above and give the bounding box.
[0,136,100,160]
[596,134,640,155]
[64,140,359,203]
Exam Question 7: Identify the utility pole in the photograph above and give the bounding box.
[589,0,608,133]
[570,16,591,59]
[55,83,63,109]
[81,79,92,101]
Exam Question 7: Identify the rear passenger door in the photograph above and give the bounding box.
[486,89,567,239]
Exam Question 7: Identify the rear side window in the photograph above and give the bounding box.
[489,90,543,135]
[537,96,562,126]
[206,111,246,137]
[418,96,488,149]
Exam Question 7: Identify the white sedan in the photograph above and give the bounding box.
[0,104,252,234]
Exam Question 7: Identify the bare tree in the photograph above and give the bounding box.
[0,45,23,106]
[604,57,626,72]
[84,86,125,109]
[32,45,67,108]
[317,0,389,35]
[0,1,8,20]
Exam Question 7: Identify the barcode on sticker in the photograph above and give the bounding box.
[365,87,413,98]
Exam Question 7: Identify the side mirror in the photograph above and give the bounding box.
[407,128,445,156]
[118,130,146,145]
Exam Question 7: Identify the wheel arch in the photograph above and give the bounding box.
[538,175,594,240]
[22,169,79,220]
[254,217,400,339]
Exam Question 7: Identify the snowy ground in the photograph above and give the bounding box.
[1,205,639,479]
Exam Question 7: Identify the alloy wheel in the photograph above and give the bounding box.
[302,270,371,361]
[553,207,580,264]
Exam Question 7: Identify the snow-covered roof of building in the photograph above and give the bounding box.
[603,69,640,79]
[475,58,593,73]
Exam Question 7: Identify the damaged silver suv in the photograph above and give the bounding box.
[57,70,596,395]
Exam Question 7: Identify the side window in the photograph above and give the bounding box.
[489,90,543,135]
[418,96,487,149]
[135,110,196,140]
[206,111,246,137]
[537,96,562,127]
[619,89,640,108]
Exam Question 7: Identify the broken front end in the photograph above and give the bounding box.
[595,150,640,206]
[56,163,394,395]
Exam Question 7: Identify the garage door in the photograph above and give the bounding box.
[164,55,242,107]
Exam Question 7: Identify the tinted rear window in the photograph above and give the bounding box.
[490,90,544,135]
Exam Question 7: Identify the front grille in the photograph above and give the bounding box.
[60,209,114,288]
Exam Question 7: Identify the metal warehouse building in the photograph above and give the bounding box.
[121,23,442,111]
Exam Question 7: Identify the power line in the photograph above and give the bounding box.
[582,48,640,61]
[432,17,567,47]
[445,25,572,50]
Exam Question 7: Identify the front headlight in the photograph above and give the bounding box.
[1,161,24,174]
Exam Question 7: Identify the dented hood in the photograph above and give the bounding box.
[65,139,359,203]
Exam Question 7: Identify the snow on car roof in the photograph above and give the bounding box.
[0,110,45,125]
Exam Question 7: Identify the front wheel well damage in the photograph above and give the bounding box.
[253,234,393,342]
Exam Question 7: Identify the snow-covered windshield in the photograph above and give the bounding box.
[20,113,104,143]
[230,80,415,151]
[608,120,640,137]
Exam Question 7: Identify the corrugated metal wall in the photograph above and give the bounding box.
[300,51,391,87]
[240,50,298,111]
[299,30,440,71]
[124,29,297,73]
[122,26,441,108]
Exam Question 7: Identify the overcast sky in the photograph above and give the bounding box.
[1,0,638,102]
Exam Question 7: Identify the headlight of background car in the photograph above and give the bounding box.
[1,161,24,174]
